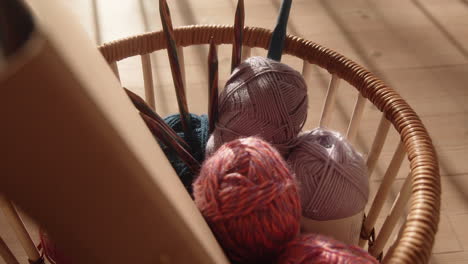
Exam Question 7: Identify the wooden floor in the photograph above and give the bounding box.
[1,0,467,263]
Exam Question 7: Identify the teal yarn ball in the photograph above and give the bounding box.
[160,113,209,194]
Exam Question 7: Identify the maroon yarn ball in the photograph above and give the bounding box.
[39,230,72,264]
[193,137,301,264]
[278,234,378,264]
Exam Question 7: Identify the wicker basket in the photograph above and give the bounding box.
[97,25,441,264]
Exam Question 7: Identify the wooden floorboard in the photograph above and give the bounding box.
[1,0,466,263]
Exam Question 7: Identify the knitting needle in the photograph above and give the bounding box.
[208,37,219,134]
[124,88,199,172]
[231,0,244,72]
[159,0,192,137]
[140,113,200,174]
[123,87,190,150]
[267,0,292,62]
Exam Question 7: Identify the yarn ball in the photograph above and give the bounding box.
[39,230,72,264]
[211,56,308,156]
[193,137,301,264]
[288,128,369,220]
[278,234,378,264]
[160,113,209,193]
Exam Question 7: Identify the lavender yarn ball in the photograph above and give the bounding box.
[288,128,369,220]
[211,56,308,156]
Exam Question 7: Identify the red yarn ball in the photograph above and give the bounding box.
[193,137,301,264]
[278,234,378,264]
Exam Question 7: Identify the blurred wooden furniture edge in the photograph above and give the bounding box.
[0,1,228,264]
[98,24,441,263]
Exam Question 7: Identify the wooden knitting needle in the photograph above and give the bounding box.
[159,0,192,138]
[140,113,200,174]
[267,0,292,62]
[231,0,244,72]
[124,88,199,172]
[123,87,190,150]
[208,37,219,134]
[0,235,19,264]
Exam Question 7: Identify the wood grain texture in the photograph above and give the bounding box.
[1,0,466,263]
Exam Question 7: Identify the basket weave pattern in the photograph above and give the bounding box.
[99,25,441,264]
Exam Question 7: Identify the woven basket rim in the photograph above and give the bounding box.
[98,24,441,264]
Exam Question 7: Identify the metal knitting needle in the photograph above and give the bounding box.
[140,113,200,174]
[208,37,219,134]
[231,0,244,72]
[159,0,192,138]
[123,87,190,150]
[267,0,292,62]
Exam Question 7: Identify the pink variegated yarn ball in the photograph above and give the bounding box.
[278,234,378,264]
[194,137,301,264]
